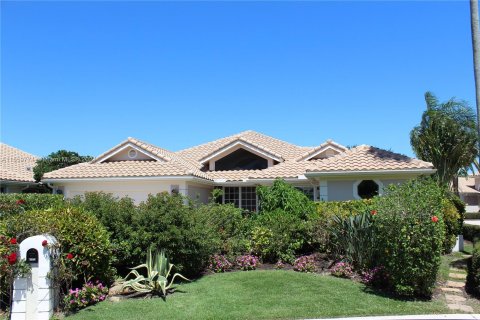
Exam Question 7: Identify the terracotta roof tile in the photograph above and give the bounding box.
[0,143,38,182]
[306,145,434,172]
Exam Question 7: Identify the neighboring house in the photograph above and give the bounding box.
[458,176,480,213]
[0,143,39,193]
[43,130,435,208]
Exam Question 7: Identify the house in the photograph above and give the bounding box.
[42,131,435,208]
[458,176,480,213]
[0,143,39,193]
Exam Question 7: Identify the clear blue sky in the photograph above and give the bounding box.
[1,1,476,158]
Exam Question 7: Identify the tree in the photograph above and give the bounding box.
[471,0,480,142]
[33,150,93,182]
[410,92,479,189]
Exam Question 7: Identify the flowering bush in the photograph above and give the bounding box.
[330,261,354,278]
[236,255,259,271]
[63,281,108,312]
[293,255,316,273]
[361,266,388,287]
[208,254,232,273]
[275,260,285,270]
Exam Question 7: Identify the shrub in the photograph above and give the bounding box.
[442,198,462,253]
[465,212,480,219]
[293,255,316,273]
[373,178,445,297]
[464,224,480,242]
[2,206,115,287]
[70,192,137,271]
[360,266,388,287]
[132,193,219,277]
[208,255,233,273]
[328,211,375,268]
[196,202,249,259]
[257,179,315,218]
[0,194,64,217]
[236,255,259,271]
[330,262,354,278]
[466,241,480,297]
[306,199,374,253]
[248,209,307,263]
[275,261,285,270]
[63,281,108,312]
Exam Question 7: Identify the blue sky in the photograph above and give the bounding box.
[1,1,476,158]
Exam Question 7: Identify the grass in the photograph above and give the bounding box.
[67,270,449,320]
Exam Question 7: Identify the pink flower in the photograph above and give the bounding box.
[42,240,48,247]
[431,216,439,223]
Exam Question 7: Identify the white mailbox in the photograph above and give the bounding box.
[11,235,58,320]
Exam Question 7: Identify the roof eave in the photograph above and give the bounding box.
[42,175,213,184]
[304,168,437,178]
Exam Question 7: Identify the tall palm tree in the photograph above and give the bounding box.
[411,92,479,190]
[471,0,480,148]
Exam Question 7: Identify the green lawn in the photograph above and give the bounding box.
[67,270,449,320]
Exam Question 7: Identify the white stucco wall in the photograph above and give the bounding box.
[57,180,188,204]
[186,182,213,204]
[326,178,407,201]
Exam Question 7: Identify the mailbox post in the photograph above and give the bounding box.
[11,235,58,320]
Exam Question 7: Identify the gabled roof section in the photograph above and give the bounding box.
[92,137,173,163]
[177,130,310,164]
[298,140,348,161]
[306,145,435,174]
[0,143,39,182]
[199,138,284,164]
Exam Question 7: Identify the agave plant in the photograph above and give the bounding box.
[121,248,189,297]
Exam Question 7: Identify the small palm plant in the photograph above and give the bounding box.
[121,248,189,298]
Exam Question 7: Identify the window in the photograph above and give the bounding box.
[356,180,380,199]
[215,149,268,171]
[224,187,240,207]
[241,187,257,212]
[220,186,257,211]
[295,186,314,201]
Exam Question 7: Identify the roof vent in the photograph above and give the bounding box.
[128,149,138,159]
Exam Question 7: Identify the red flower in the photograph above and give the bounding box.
[42,240,48,247]
[371,210,377,216]
[8,252,17,265]
[9,238,17,245]
[431,216,439,223]
[66,253,74,260]
[16,199,25,205]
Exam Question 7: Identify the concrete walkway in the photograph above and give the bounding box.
[307,315,480,320]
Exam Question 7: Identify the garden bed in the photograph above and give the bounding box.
[67,270,449,320]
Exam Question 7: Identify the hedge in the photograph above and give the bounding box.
[0,193,65,216]
[464,224,480,242]
[466,241,480,297]
[465,212,480,219]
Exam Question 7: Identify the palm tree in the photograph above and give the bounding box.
[410,92,479,189]
[471,0,480,144]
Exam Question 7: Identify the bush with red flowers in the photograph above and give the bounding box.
[373,177,445,297]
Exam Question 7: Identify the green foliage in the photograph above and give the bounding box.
[466,241,480,297]
[33,150,93,181]
[329,211,375,269]
[306,199,374,252]
[441,198,462,253]
[122,248,189,297]
[373,178,445,297]
[63,281,108,312]
[132,193,219,277]
[248,209,307,263]
[465,212,480,219]
[257,179,315,218]
[0,193,64,217]
[3,207,115,286]
[463,224,480,242]
[195,202,249,259]
[70,192,137,270]
[410,92,479,187]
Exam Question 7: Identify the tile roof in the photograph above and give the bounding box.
[42,131,434,181]
[0,143,38,182]
[458,176,480,194]
[306,145,434,173]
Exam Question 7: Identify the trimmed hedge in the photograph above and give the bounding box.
[466,241,480,297]
[464,224,480,242]
[465,212,480,219]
